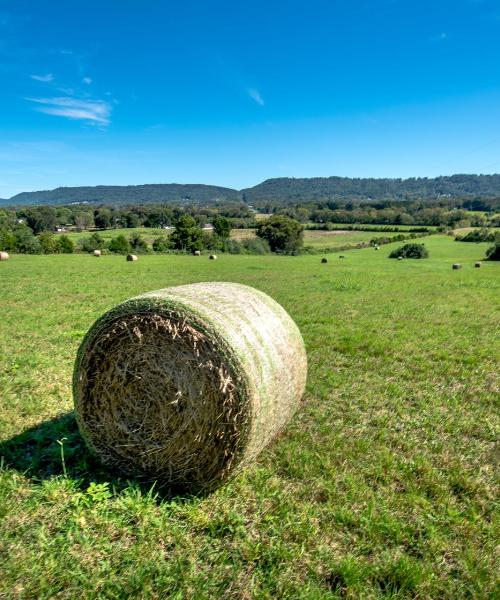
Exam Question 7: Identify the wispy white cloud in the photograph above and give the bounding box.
[26,96,111,125]
[82,77,92,85]
[30,73,54,82]
[247,88,264,106]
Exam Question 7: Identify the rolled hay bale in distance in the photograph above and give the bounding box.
[73,282,307,493]
[209,254,217,260]
[321,257,328,264]
[93,249,101,257]
[194,250,201,256]
[398,256,403,261]
[452,263,462,270]
[126,254,138,262]
[0,251,9,261]
[475,261,482,268]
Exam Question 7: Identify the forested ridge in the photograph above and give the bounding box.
[3,174,500,207]
[241,174,500,204]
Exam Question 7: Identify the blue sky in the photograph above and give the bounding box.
[1,0,500,198]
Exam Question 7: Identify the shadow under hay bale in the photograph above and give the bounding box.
[73,282,307,494]
[126,254,138,262]
[452,263,462,270]
[0,413,178,497]
[0,412,95,482]
[0,251,9,261]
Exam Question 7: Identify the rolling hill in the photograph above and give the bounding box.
[2,174,500,207]
[240,174,500,204]
[4,184,240,207]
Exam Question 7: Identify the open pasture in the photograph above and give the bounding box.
[231,228,409,249]
[60,227,168,245]
[0,236,498,598]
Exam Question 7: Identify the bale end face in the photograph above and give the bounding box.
[475,262,482,268]
[0,251,9,261]
[452,263,462,270]
[126,254,138,262]
[321,258,328,263]
[73,282,307,493]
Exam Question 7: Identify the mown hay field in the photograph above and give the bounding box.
[0,236,498,599]
[231,228,414,249]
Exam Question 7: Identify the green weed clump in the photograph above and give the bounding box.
[486,240,500,260]
[389,243,429,259]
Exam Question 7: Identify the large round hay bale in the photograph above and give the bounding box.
[73,282,307,493]
[321,257,328,264]
[126,254,138,262]
[93,249,101,257]
[209,254,217,260]
[0,251,9,261]
[452,263,461,270]
[194,250,201,256]
[475,261,482,268]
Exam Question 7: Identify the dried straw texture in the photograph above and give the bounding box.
[0,251,9,261]
[73,282,307,493]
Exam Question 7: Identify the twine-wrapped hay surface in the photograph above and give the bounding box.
[73,282,307,493]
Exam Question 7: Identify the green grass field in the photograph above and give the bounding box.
[232,228,404,249]
[0,236,498,598]
[60,227,168,244]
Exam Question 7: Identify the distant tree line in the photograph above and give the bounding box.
[1,194,498,256]
[268,198,500,229]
